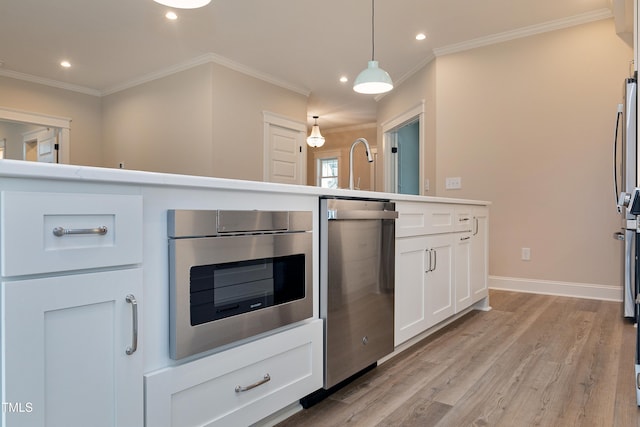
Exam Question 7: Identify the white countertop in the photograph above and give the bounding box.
[0,160,490,205]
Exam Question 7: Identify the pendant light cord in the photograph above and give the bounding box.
[371,0,375,61]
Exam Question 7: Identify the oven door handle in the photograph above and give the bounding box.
[327,209,398,221]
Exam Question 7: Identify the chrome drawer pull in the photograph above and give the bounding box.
[460,236,471,241]
[235,374,271,393]
[125,294,138,355]
[53,226,108,237]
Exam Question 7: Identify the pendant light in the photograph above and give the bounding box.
[353,0,393,94]
[153,0,211,9]
[307,116,326,148]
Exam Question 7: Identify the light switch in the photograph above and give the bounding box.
[445,177,462,189]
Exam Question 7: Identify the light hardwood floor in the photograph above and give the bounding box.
[277,290,640,427]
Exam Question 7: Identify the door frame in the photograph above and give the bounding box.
[381,101,425,194]
[0,106,71,164]
[23,127,56,163]
[262,111,307,184]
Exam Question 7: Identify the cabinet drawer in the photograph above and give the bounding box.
[454,206,474,232]
[395,202,455,237]
[145,320,323,427]
[1,191,142,276]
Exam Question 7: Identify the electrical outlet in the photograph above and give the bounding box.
[445,177,462,190]
[521,247,531,261]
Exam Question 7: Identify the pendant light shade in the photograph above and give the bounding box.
[153,0,211,9]
[307,116,325,148]
[353,60,393,94]
[353,0,393,95]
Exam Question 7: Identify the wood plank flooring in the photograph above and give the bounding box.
[276,290,640,427]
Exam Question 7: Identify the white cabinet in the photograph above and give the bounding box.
[395,234,455,346]
[145,319,323,427]
[0,191,144,427]
[0,191,142,276]
[1,269,143,427]
[455,231,473,311]
[470,207,489,302]
[395,237,428,345]
[425,234,456,326]
[395,202,455,237]
[394,201,489,346]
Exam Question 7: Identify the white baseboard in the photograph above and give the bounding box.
[489,276,622,302]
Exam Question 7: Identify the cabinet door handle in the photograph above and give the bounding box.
[125,294,138,355]
[432,249,437,271]
[235,374,271,393]
[425,248,432,273]
[460,236,471,241]
[473,217,479,236]
[53,226,108,237]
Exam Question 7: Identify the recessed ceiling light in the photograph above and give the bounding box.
[153,0,210,9]
[339,76,348,83]
[165,11,178,20]
[416,33,427,41]
[60,60,71,68]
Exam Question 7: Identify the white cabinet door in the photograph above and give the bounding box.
[425,234,455,326]
[1,268,143,427]
[395,234,455,346]
[395,236,429,346]
[455,232,473,312]
[470,207,489,302]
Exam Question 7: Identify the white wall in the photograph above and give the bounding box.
[377,60,437,196]
[379,18,632,292]
[0,76,103,166]
[102,64,214,175]
[101,62,308,180]
[0,121,42,160]
[211,63,308,181]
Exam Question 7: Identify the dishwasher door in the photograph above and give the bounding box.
[320,198,397,389]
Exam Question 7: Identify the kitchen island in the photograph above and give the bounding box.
[0,160,489,427]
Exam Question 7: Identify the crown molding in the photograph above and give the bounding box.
[375,53,436,102]
[0,69,101,97]
[103,52,311,97]
[203,53,311,97]
[1,53,311,99]
[433,8,613,57]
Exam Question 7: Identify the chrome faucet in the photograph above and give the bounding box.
[349,138,374,190]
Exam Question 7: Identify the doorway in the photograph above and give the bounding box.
[382,102,425,195]
[0,107,71,163]
[389,120,420,194]
[23,127,57,163]
[263,112,307,185]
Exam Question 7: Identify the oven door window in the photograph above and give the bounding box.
[189,254,306,325]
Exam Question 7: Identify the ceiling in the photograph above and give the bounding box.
[0,0,617,130]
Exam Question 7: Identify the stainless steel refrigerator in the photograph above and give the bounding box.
[613,76,637,319]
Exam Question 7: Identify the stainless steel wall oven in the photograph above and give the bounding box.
[168,210,313,360]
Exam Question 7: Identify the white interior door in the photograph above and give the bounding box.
[23,128,56,163]
[263,112,306,185]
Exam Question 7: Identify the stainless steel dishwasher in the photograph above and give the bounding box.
[320,197,398,389]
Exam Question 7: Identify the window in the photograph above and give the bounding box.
[318,157,338,189]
